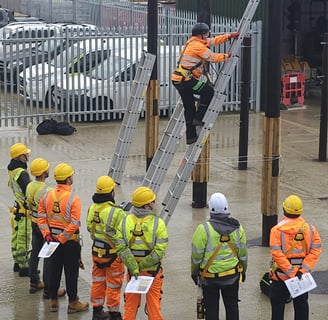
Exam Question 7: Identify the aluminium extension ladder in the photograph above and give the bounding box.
[108,51,156,184]
[147,0,261,225]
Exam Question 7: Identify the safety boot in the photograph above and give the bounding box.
[108,311,122,320]
[13,263,19,272]
[29,281,44,293]
[92,306,109,320]
[67,299,89,314]
[50,299,59,312]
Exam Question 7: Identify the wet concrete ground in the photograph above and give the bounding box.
[0,89,327,319]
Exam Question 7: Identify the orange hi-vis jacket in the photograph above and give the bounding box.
[38,184,81,244]
[171,34,230,82]
[269,216,321,281]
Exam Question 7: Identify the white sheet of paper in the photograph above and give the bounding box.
[38,241,60,258]
[285,273,317,298]
[125,276,154,294]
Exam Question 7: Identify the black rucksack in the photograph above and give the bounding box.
[36,119,76,136]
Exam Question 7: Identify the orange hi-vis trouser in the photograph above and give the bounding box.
[91,255,125,312]
[123,268,164,320]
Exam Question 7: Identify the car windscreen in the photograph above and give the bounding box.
[89,56,131,80]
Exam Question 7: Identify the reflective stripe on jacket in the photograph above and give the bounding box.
[116,213,168,274]
[191,221,247,276]
[26,181,52,222]
[269,216,322,281]
[8,168,26,205]
[171,34,230,82]
[37,184,81,244]
[86,201,126,256]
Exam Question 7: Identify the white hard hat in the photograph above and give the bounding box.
[208,193,229,214]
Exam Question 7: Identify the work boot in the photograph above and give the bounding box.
[186,136,197,145]
[50,299,59,312]
[108,311,122,320]
[92,306,109,320]
[13,263,19,272]
[43,288,66,299]
[67,299,89,314]
[192,119,204,127]
[18,268,29,277]
[29,281,44,293]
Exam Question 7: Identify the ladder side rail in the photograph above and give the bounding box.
[142,100,185,193]
[159,0,261,224]
[108,52,156,183]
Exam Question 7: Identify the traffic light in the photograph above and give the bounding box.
[287,0,301,31]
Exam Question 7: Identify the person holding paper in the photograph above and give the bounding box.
[38,163,89,314]
[269,195,322,320]
[26,158,66,299]
[191,192,247,320]
[86,175,126,320]
[116,187,168,320]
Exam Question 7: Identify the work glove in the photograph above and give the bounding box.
[242,272,246,283]
[132,273,139,280]
[230,32,239,39]
[191,274,199,286]
[44,234,55,244]
[296,270,303,280]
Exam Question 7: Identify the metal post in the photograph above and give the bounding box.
[318,33,328,161]
[261,0,282,246]
[238,36,251,170]
[145,0,159,170]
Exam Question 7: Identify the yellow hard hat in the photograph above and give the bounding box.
[131,186,156,207]
[10,142,31,159]
[283,195,303,215]
[54,163,74,181]
[30,158,50,177]
[96,175,115,194]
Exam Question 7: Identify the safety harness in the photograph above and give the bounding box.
[90,204,120,268]
[47,190,79,241]
[201,234,243,282]
[271,223,309,279]
[26,183,47,223]
[173,38,204,81]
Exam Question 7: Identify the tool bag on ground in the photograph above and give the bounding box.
[36,119,76,135]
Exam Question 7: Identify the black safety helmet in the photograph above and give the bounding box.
[192,22,210,36]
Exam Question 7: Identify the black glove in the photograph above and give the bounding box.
[296,270,303,280]
[242,272,246,283]
[191,274,199,286]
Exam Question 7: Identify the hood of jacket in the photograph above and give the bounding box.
[7,158,27,171]
[209,213,240,235]
[276,216,306,235]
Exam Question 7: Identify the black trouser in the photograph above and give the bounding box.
[29,222,50,288]
[270,279,309,320]
[202,278,239,320]
[172,78,214,139]
[48,240,80,301]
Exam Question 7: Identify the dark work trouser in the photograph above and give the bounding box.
[270,279,309,320]
[202,278,239,320]
[172,78,214,139]
[29,222,50,288]
[48,240,80,301]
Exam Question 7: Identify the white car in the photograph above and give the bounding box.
[19,37,110,107]
[52,44,180,120]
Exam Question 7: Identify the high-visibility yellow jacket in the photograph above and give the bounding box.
[171,34,230,82]
[86,201,126,258]
[38,184,81,244]
[191,220,247,277]
[269,216,321,281]
[116,212,168,275]
[26,181,52,223]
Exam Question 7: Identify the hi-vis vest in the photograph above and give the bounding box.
[40,189,79,242]
[8,168,30,216]
[87,202,121,258]
[26,181,49,223]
